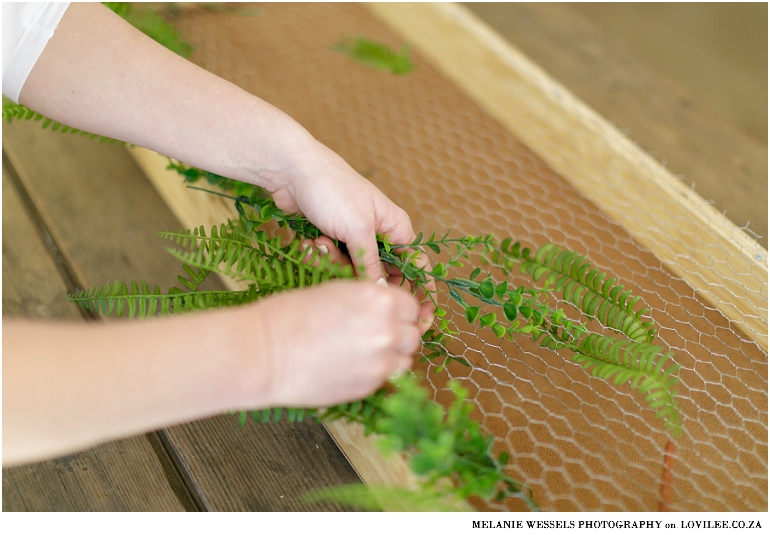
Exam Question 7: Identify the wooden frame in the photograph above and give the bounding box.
[367,3,767,351]
[129,2,768,503]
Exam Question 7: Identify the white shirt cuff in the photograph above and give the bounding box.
[3,2,71,103]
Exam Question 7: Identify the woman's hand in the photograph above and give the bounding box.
[265,139,437,332]
[268,139,410,280]
[245,280,421,408]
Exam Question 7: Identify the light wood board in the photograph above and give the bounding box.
[366,2,767,351]
[464,2,768,249]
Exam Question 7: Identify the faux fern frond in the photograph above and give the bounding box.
[162,223,355,292]
[177,264,211,292]
[2,101,119,144]
[303,483,473,512]
[537,326,681,437]
[68,280,261,319]
[233,407,318,426]
[521,244,656,343]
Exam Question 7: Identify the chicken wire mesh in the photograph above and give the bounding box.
[164,3,767,511]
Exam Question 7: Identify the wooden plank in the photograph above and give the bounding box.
[1,157,187,512]
[2,120,361,511]
[130,147,418,495]
[464,2,768,249]
[365,2,767,351]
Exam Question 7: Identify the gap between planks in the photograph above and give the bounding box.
[2,148,196,512]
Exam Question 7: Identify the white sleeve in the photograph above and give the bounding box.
[2,2,71,103]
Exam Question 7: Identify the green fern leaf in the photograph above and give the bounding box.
[539,327,681,437]
[2,100,124,145]
[521,244,656,342]
[68,283,261,319]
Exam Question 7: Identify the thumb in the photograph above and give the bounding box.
[348,235,385,282]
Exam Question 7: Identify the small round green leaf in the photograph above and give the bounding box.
[503,301,518,322]
[480,313,496,327]
[479,278,495,299]
[495,281,508,296]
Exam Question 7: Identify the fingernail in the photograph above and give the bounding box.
[302,243,313,257]
[390,357,412,379]
[376,277,388,287]
[317,244,329,256]
[390,368,405,380]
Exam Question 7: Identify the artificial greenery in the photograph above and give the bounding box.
[304,374,531,511]
[333,37,416,75]
[4,5,679,509]
[151,164,682,433]
[1,100,120,144]
[61,154,681,510]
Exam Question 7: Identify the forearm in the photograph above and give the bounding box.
[2,309,270,466]
[18,3,311,192]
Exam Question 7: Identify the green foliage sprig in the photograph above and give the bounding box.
[1,100,120,144]
[63,139,682,509]
[520,244,656,343]
[305,374,537,511]
[68,219,355,319]
[380,233,681,436]
[140,161,684,437]
[333,37,416,75]
[237,374,538,511]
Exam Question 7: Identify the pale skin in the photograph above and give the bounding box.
[3,3,435,466]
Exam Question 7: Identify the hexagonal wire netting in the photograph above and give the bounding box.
[166,4,767,511]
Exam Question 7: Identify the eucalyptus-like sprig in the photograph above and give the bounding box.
[305,373,537,511]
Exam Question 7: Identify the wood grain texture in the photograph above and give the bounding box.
[366,2,767,351]
[2,120,361,511]
[130,146,418,499]
[464,2,768,248]
[2,156,186,512]
[2,163,77,321]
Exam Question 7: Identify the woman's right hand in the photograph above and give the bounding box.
[238,280,422,409]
